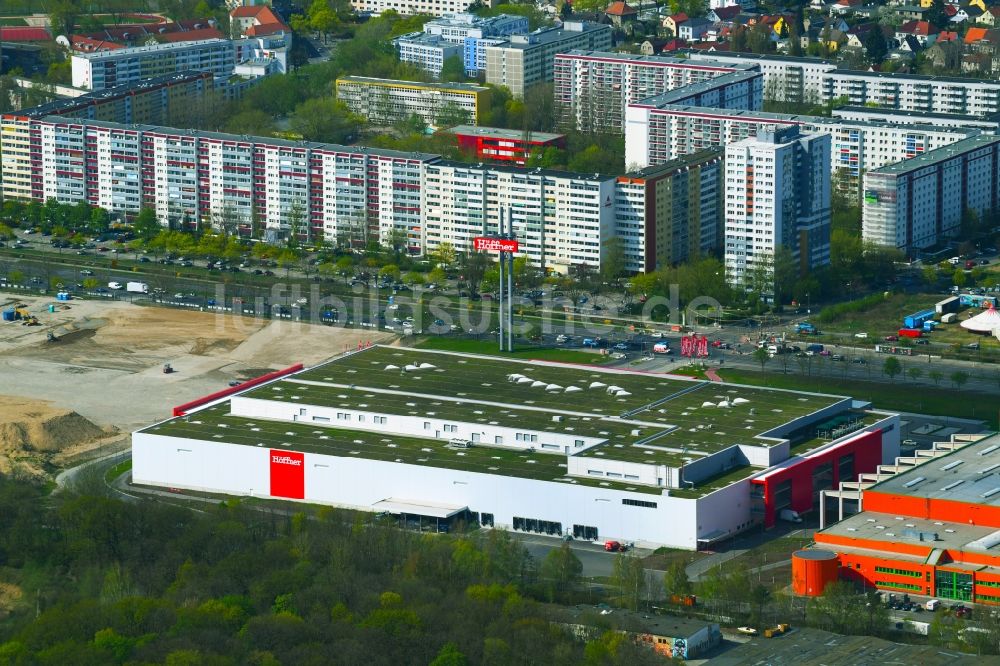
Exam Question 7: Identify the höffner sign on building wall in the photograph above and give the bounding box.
[473,237,519,253]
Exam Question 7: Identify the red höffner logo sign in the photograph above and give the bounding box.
[271,454,302,466]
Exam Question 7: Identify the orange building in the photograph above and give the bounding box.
[813,433,1000,605]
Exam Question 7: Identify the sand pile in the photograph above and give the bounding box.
[0,396,117,476]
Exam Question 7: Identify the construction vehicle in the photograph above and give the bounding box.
[163,363,175,374]
[46,331,59,342]
[670,594,697,607]
[764,623,790,638]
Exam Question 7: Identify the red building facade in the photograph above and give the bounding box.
[450,125,566,165]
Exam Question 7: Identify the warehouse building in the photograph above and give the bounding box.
[862,135,1000,253]
[335,76,490,128]
[813,432,1000,605]
[132,347,899,550]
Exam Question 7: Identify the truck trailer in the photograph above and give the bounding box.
[126,282,149,294]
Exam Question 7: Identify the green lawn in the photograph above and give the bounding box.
[104,459,132,483]
[718,369,998,428]
[415,336,611,364]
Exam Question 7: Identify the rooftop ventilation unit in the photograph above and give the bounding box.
[942,480,964,491]
[980,445,1000,456]
[983,487,1000,499]
[942,460,964,471]
[903,476,926,488]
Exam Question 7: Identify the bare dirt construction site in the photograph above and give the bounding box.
[0,292,397,475]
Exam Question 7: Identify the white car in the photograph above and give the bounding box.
[108,281,123,290]
[854,332,868,338]
[737,626,758,636]
[555,334,568,343]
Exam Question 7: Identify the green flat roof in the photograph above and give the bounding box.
[144,404,663,495]
[141,346,850,497]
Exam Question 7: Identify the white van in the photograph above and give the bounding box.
[925,599,941,611]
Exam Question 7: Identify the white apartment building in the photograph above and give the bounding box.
[625,105,977,195]
[335,76,489,128]
[824,70,1000,118]
[553,50,757,132]
[425,12,528,40]
[724,127,831,292]
[71,39,238,90]
[350,0,469,16]
[484,22,613,98]
[831,106,1000,133]
[0,116,439,252]
[394,34,463,78]
[405,13,530,77]
[614,150,724,273]
[686,51,1000,117]
[686,51,836,105]
[422,161,616,273]
[862,136,1000,253]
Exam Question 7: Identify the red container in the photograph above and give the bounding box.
[898,328,923,338]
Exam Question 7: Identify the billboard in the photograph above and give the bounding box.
[473,237,519,253]
[270,449,305,499]
[680,334,709,358]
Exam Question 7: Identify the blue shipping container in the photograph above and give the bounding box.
[903,309,935,329]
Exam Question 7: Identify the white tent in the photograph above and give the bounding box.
[565,386,583,393]
[517,377,534,384]
[384,364,400,371]
[961,304,1000,333]
[531,380,547,388]
[733,397,749,405]
[701,401,715,408]
[546,383,563,391]
[606,385,623,394]
[404,364,419,372]
[589,382,607,389]
[419,363,436,369]
[615,390,632,397]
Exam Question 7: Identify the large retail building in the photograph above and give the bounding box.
[813,432,1000,605]
[133,347,899,549]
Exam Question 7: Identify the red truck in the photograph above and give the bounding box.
[898,328,923,338]
[604,540,628,552]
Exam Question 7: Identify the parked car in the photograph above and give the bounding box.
[737,627,758,636]
[854,332,868,338]
[884,335,899,342]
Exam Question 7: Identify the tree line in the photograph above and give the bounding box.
[0,474,667,665]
